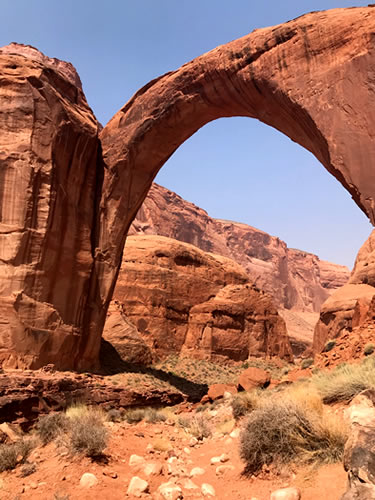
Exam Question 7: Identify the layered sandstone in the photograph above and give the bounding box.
[3,6,375,370]
[130,183,349,312]
[313,230,375,354]
[105,235,293,362]
[0,43,101,370]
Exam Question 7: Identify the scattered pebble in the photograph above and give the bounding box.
[79,473,98,488]
[127,476,149,497]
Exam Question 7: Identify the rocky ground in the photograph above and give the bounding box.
[0,392,347,500]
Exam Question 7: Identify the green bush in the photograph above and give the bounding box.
[37,413,68,444]
[240,398,347,474]
[323,340,336,353]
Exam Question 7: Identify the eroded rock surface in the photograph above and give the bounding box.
[313,230,375,355]
[0,43,101,370]
[2,6,375,370]
[130,184,350,313]
[109,235,292,362]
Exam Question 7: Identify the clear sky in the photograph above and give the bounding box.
[1,1,373,268]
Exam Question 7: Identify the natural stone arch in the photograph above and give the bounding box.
[84,6,375,369]
[1,7,375,371]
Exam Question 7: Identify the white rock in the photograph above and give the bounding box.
[270,487,301,500]
[181,478,199,490]
[216,464,235,476]
[201,483,216,497]
[79,473,98,488]
[129,454,145,466]
[190,467,205,477]
[210,456,221,465]
[229,429,240,438]
[189,437,199,446]
[158,482,183,500]
[183,447,191,454]
[127,476,149,497]
[219,453,229,462]
[143,462,162,476]
[224,437,233,445]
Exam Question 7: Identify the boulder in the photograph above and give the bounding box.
[207,384,237,401]
[313,284,375,354]
[238,367,271,391]
[341,390,375,499]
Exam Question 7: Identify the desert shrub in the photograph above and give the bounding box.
[0,439,35,472]
[152,438,172,452]
[69,411,108,457]
[364,343,375,356]
[301,358,314,369]
[323,340,336,353]
[312,359,375,403]
[36,413,68,444]
[54,494,70,500]
[189,415,212,440]
[177,416,191,430]
[107,409,123,423]
[240,398,347,474]
[231,391,261,420]
[65,403,89,419]
[123,408,147,424]
[20,462,37,477]
[144,408,167,424]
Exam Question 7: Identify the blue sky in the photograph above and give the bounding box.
[1,1,372,268]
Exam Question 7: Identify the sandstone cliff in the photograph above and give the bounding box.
[2,5,375,370]
[130,183,349,313]
[103,235,293,363]
[313,230,375,354]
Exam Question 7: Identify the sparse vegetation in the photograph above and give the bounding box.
[311,357,375,403]
[37,413,68,444]
[240,397,347,475]
[144,408,167,423]
[0,439,35,472]
[364,342,375,356]
[323,340,336,352]
[231,391,261,419]
[123,408,147,424]
[20,462,37,477]
[69,409,108,457]
[107,409,123,422]
[179,414,212,440]
[301,358,314,369]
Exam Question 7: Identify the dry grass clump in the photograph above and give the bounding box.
[301,358,314,369]
[178,414,212,440]
[0,438,35,472]
[69,409,108,457]
[123,408,147,424]
[311,357,375,403]
[144,408,167,424]
[231,391,262,419]
[152,437,173,452]
[240,397,347,475]
[36,413,69,445]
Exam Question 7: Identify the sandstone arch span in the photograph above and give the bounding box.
[1,7,375,370]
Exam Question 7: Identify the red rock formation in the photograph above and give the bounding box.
[3,6,375,370]
[313,230,375,354]
[108,235,293,362]
[130,183,349,313]
[0,43,101,370]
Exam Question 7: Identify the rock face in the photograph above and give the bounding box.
[130,183,349,313]
[106,235,293,362]
[3,6,375,370]
[99,8,375,372]
[0,43,101,370]
[313,230,375,355]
